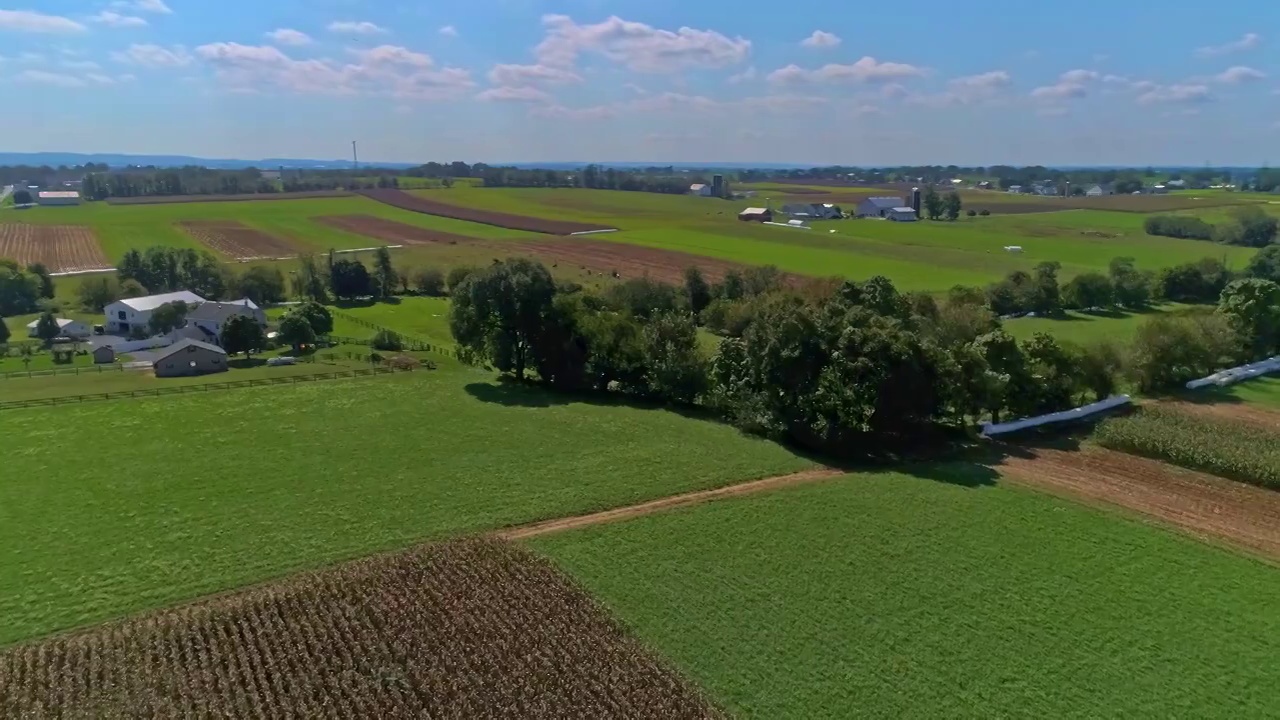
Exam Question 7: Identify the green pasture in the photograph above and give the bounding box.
[1003,303,1200,346]
[535,467,1280,719]
[268,297,456,349]
[1223,376,1280,409]
[0,372,814,644]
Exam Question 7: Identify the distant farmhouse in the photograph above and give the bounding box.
[737,207,772,222]
[37,191,81,206]
[856,197,905,218]
[1086,183,1115,196]
[185,299,267,343]
[104,291,207,335]
[781,203,842,220]
[689,183,712,197]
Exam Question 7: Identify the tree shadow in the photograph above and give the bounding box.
[331,297,402,310]
[228,358,267,369]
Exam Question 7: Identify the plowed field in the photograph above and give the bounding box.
[177,220,297,260]
[316,214,483,245]
[106,190,352,205]
[998,446,1280,559]
[0,539,720,719]
[359,189,614,235]
[518,238,794,284]
[0,224,110,273]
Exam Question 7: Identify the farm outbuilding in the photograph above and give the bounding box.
[36,191,81,206]
[887,207,918,222]
[855,197,904,218]
[152,339,228,378]
[104,290,207,335]
[689,183,711,197]
[738,207,772,222]
[92,346,116,364]
[26,318,91,339]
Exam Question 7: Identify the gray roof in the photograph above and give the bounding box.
[119,290,206,312]
[862,197,904,209]
[891,207,916,213]
[187,300,258,324]
[26,317,81,329]
[151,339,226,364]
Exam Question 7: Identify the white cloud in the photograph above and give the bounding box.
[112,43,192,67]
[90,11,148,28]
[111,0,172,14]
[907,70,1012,107]
[488,63,582,86]
[195,42,474,100]
[61,59,102,71]
[1136,83,1211,105]
[535,14,750,73]
[438,25,457,38]
[728,65,757,84]
[476,86,552,103]
[1030,69,1097,101]
[534,91,827,121]
[767,57,925,85]
[0,9,86,34]
[1214,65,1265,84]
[623,82,647,94]
[1196,32,1260,57]
[327,21,387,36]
[800,30,841,49]
[16,69,86,87]
[265,28,312,46]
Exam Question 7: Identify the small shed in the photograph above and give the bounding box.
[886,207,918,222]
[738,207,773,222]
[92,345,116,364]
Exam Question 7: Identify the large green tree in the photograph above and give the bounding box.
[923,186,943,220]
[293,301,334,337]
[231,266,285,305]
[0,260,40,316]
[1245,245,1280,284]
[25,263,54,299]
[77,275,121,312]
[683,267,712,317]
[943,191,962,221]
[641,311,707,404]
[35,312,60,345]
[220,314,266,359]
[450,258,558,381]
[0,315,10,344]
[148,301,189,336]
[277,312,317,352]
[1062,272,1114,309]
[373,246,396,299]
[1217,278,1280,358]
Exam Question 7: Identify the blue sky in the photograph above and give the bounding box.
[2,0,1276,164]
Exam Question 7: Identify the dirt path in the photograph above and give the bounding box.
[498,468,843,540]
[998,446,1280,560]
[1156,400,1280,432]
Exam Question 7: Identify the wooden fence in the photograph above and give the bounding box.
[0,363,142,380]
[328,310,455,358]
[0,367,406,411]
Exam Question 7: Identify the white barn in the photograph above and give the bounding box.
[26,318,91,339]
[103,290,207,335]
[886,207,918,222]
[855,197,905,218]
[689,183,712,197]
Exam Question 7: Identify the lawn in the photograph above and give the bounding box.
[1224,376,1280,409]
[534,467,1280,718]
[267,297,456,348]
[0,372,814,644]
[1004,303,1200,346]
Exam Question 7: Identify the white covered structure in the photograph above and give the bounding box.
[886,207,918,222]
[37,191,81,206]
[689,183,712,197]
[855,197,904,218]
[103,290,207,335]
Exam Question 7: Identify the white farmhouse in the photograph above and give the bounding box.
[1085,184,1114,196]
[103,290,206,335]
[185,298,268,343]
[26,318,91,339]
[689,183,712,197]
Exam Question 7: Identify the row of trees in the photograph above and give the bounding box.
[1145,208,1278,247]
[0,260,55,315]
[921,188,963,221]
[451,255,1280,456]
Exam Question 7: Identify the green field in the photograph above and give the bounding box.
[1226,376,1280,408]
[274,297,457,349]
[534,468,1280,718]
[1003,303,1199,345]
[0,371,814,644]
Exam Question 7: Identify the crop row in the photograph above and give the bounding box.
[0,539,719,719]
[1093,406,1280,489]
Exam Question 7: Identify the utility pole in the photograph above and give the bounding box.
[352,140,359,174]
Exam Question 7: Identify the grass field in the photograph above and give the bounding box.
[1003,303,1199,345]
[1226,376,1280,408]
[534,468,1280,718]
[0,371,814,645]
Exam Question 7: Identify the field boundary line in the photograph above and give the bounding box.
[497,467,843,540]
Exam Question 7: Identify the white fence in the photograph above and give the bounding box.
[569,228,620,236]
[982,395,1132,437]
[1186,356,1280,390]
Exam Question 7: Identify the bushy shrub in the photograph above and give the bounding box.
[372,329,404,351]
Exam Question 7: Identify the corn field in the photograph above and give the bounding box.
[0,539,720,719]
[1094,406,1280,490]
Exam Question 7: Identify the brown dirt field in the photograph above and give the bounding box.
[177,220,298,260]
[359,189,614,235]
[0,224,110,273]
[105,190,352,205]
[997,446,1280,560]
[315,214,487,245]
[1157,400,1280,433]
[0,539,721,719]
[500,468,842,540]
[515,238,797,285]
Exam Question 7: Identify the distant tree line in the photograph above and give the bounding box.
[0,260,55,316]
[1145,207,1278,247]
